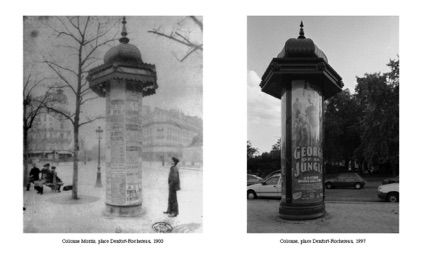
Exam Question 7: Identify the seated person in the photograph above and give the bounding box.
[26,163,40,191]
[34,163,50,195]
[51,166,63,192]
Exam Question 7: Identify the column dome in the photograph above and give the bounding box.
[104,43,143,64]
[278,21,328,62]
[103,17,143,64]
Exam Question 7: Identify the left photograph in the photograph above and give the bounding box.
[23,16,203,233]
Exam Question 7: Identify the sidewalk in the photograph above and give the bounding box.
[247,200,399,233]
[23,161,203,233]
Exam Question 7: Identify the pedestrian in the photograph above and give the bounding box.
[163,157,181,217]
[26,163,40,191]
[34,163,50,195]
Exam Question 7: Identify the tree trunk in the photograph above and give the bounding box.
[72,44,82,200]
[72,122,79,199]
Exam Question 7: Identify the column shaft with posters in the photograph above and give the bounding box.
[260,23,343,220]
[105,80,143,216]
[281,80,324,207]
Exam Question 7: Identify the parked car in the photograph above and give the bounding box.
[247,174,263,186]
[377,183,399,202]
[383,176,399,185]
[247,171,281,199]
[324,172,366,189]
[265,170,280,179]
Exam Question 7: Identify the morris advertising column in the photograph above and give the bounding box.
[260,22,343,220]
[87,17,158,216]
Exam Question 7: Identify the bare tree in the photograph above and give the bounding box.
[34,16,119,199]
[148,16,203,62]
[23,73,51,187]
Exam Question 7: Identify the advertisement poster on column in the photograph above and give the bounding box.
[291,80,324,203]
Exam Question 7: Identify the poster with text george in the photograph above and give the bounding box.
[291,81,324,203]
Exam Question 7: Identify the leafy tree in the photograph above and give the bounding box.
[324,89,363,171]
[270,138,281,159]
[247,140,258,160]
[355,58,399,176]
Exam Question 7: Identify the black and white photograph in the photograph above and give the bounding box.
[247,16,399,233]
[23,16,203,233]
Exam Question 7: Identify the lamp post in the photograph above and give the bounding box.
[260,22,343,220]
[95,126,103,187]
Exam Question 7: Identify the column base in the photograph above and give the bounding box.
[279,202,325,220]
[104,204,145,217]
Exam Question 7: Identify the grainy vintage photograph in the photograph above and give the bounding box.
[23,16,203,233]
[247,16,399,233]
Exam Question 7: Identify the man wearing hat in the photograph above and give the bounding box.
[164,157,181,217]
[35,163,50,194]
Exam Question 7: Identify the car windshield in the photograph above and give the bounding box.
[265,176,279,185]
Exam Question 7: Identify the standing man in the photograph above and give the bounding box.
[164,157,181,217]
[26,163,40,191]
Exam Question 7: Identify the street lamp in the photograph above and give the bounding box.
[95,126,103,187]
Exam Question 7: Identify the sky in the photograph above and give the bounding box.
[247,16,399,154]
[23,16,203,149]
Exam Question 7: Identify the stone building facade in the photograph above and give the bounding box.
[28,89,73,160]
[142,106,202,165]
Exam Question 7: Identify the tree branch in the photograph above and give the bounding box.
[148,29,193,48]
[83,19,118,46]
[79,116,105,127]
[190,16,203,32]
[42,59,77,96]
[179,45,202,62]
[80,96,99,105]
[81,37,117,67]
[44,60,78,76]
[65,16,82,38]
[43,103,74,124]
[25,88,54,129]
[44,18,80,43]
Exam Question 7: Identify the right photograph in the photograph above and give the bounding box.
[247,16,399,233]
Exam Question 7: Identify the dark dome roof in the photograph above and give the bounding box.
[277,22,328,62]
[103,43,143,64]
[103,17,143,65]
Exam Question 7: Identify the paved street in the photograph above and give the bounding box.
[247,199,399,233]
[325,181,384,202]
[23,161,203,233]
[247,182,399,233]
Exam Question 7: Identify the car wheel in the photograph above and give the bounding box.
[247,190,257,199]
[354,183,362,189]
[325,182,333,189]
[386,193,399,203]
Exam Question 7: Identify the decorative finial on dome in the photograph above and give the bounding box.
[120,16,129,44]
[298,21,306,39]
